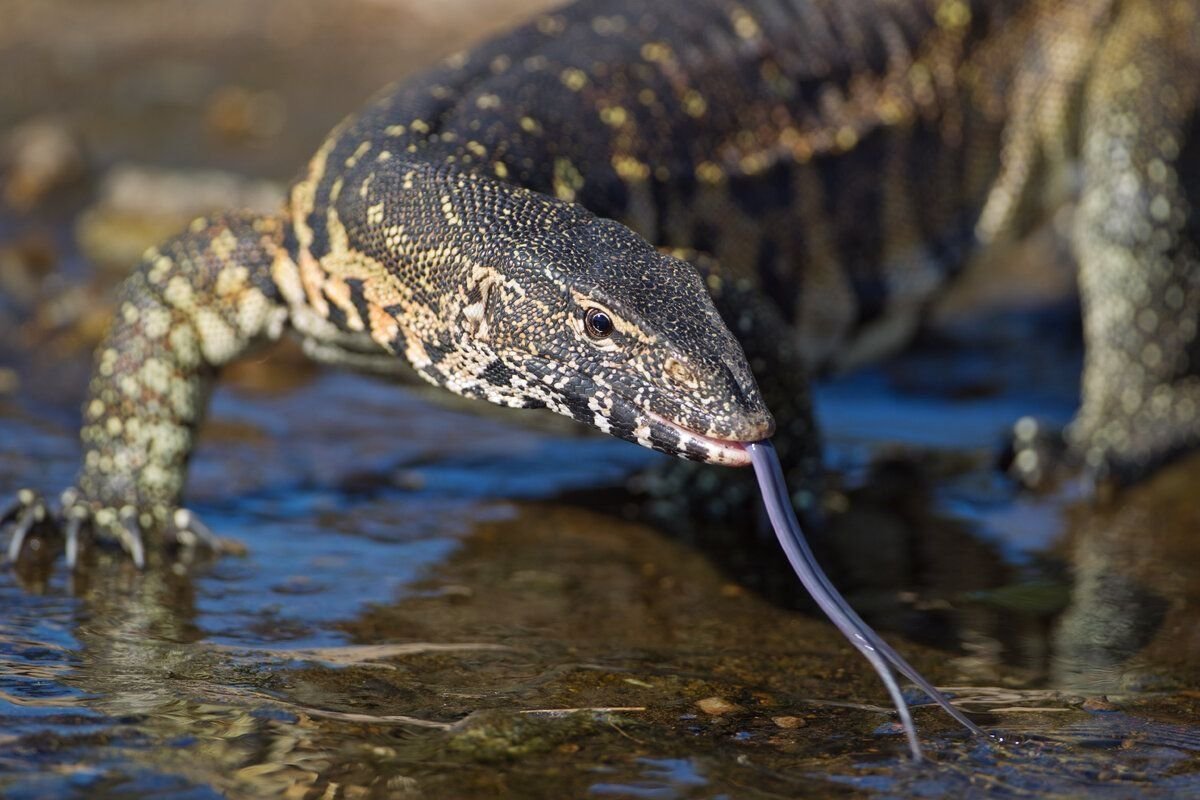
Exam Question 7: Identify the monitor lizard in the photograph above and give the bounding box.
[4,0,1199,566]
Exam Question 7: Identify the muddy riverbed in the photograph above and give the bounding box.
[3,2,1200,797]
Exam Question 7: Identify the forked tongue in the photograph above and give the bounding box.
[746,440,988,762]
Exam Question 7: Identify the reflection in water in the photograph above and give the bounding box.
[4,456,1200,798]
[1052,455,1200,692]
[589,757,708,798]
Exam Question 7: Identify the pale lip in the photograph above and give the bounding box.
[645,409,760,467]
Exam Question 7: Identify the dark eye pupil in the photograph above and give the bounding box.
[585,308,613,338]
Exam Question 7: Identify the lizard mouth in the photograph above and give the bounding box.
[545,361,771,467]
[643,409,758,467]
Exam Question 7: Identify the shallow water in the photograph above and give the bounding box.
[5,1,1200,797]
[6,304,1200,799]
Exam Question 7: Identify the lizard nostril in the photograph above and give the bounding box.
[720,362,754,406]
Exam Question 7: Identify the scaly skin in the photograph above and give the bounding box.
[5,0,1200,563]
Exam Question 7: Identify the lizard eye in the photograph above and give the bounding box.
[584,307,614,338]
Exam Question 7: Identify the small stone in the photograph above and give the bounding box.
[771,715,806,729]
[1082,696,1119,712]
[696,696,740,716]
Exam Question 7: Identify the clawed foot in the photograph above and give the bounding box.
[0,488,227,570]
[1000,416,1140,504]
[1001,416,1074,492]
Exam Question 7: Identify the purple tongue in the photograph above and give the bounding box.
[746,440,988,761]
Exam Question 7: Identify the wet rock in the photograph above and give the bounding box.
[771,715,806,729]
[447,709,599,763]
[1,116,86,210]
[1081,696,1119,712]
[75,164,284,275]
[696,697,741,716]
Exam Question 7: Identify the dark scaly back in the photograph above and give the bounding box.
[283,1,1121,443]
[301,0,1107,373]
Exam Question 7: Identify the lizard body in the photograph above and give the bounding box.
[6,0,1200,560]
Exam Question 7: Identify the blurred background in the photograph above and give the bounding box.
[0,0,553,396]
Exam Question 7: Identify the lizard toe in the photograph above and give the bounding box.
[115,508,147,570]
[2,488,234,571]
[2,489,54,566]
[167,508,241,557]
[1001,416,1074,492]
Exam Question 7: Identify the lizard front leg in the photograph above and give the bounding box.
[1069,2,1200,484]
[3,213,290,566]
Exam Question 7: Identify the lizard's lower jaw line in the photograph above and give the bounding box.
[644,409,760,467]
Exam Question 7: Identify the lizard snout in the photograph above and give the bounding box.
[664,356,774,442]
[723,405,775,442]
[716,359,774,441]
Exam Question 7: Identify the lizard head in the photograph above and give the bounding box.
[386,174,775,466]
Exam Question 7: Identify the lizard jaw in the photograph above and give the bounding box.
[643,409,757,467]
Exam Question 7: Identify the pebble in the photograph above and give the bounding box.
[1082,696,1119,712]
[696,696,740,716]
[771,715,806,729]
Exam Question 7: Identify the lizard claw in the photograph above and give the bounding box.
[117,508,147,570]
[169,508,224,552]
[3,489,49,564]
[2,487,233,570]
[63,507,85,569]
